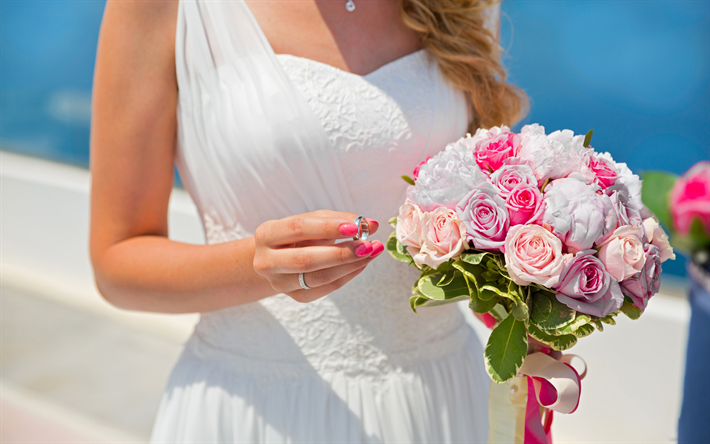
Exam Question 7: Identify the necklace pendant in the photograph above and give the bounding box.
[345,0,355,12]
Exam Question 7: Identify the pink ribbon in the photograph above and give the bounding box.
[520,352,586,443]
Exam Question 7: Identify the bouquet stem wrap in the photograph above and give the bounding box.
[488,352,585,444]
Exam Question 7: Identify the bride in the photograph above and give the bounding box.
[90,0,526,441]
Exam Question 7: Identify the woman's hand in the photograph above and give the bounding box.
[253,210,383,303]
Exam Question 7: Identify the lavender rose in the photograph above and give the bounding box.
[456,183,509,251]
[542,177,617,252]
[620,244,662,311]
[553,250,624,317]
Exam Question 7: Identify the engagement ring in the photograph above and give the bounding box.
[298,272,311,290]
[353,216,369,241]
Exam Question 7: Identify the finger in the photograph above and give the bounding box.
[261,213,379,247]
[287,263,370,303]
[294,255,374,290]
[270,240,374,274]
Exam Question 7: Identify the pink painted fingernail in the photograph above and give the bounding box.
[366,218,379,230]
[355,243,373,257]
[370,241,384,257]
[339,223,358,236]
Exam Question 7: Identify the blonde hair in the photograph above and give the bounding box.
[399,0,528,132]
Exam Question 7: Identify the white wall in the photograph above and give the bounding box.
[1,150,690,442]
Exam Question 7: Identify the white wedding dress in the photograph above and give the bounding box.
[150,1,497,442]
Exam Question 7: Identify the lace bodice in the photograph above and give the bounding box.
[175,0,479,386]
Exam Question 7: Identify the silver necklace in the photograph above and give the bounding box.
[345,0,355,12]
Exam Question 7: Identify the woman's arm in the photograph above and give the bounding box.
[90,1,382,314]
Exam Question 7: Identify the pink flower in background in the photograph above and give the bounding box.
[412,207,466,269]
[642,217,676,262]
[456,183,510,251]
[588,154,618,189]
[490,163,538,200]
[506,184,544,226]
[412,156,431,180]
[554,250,624,317]
[670,161,710,235]
[620,244,662,311]
[474,131,521,173]
[504,224,569,287]
[396,200,426,249]
[597,225,646,282]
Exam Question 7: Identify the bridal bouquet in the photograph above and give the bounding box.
[387,124,674,441]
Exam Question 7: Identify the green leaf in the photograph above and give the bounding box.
[385,232,412,264]
[527,324,578,351]
[460,251,491,265]
[583,129,594,148]
[529,290,575,332]
[620,300,642,320]
[641,171,677,229]
[572,323,595,338]
[410,294,468,312]
[417,272,470,301]
[484,313,528,383]
[388,217,398,228]
[402,175,416,186]
[436,269,456,287]
[672,216,710,254]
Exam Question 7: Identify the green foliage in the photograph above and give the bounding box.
[485,313,528,383]
[641,171,677,229]
[388,217,398,228]
[583,129,594,148]
[527,324,578,351]
[401,175,416,186]
[385,232,412,264]
[417,271,470,301]
[528,289,575,332]
[672,217,710,255]
[620,300,642,320]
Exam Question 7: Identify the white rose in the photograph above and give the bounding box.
[517,124,591,183]
[410,136,487,211]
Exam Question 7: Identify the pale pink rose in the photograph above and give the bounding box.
[412,156,431,180]
[597,226,646,282]
[670,161,710,235]
[412,207,466,269]
[554,250,624,317]
[456,183,510,251]
[504,224,569,287]
[490,163,538,200]
[588,154,618,189]
[506,184,545,226]
[642,217,676,262]
[396,200,426,249]
[620,244,662,311]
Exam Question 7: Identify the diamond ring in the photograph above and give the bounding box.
[353,216,369,242]
[298,272,311,290]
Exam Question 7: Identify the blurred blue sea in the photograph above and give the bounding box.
[1,1,709,277]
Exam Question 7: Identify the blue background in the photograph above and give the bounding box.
[2,0,709,277]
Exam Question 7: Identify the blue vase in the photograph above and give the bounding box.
[678,261,710,444]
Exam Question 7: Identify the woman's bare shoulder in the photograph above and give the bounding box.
[101,0,179,58]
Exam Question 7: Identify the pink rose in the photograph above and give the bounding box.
[554,250,624,317]
[506,184,545,226]
[412,207,466,269]
[396,200,425,249]
[588,154,618,189]
[504,225,569,287]
[490,163,538,199]
[620,244,662,311]
[642,217,676,262]
[412,156,431,180]
[597,226,646,282]
[456,183,510,251]
[670,161,710,235]
[474,132,521,173]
